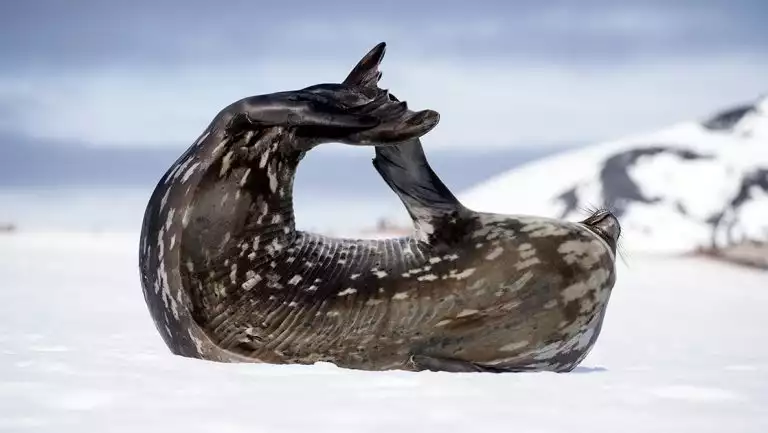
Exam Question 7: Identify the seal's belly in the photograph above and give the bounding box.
[277,264,614,372]
[188,222,617,372]
[403,256,616,371]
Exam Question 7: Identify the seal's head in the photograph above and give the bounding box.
[580,208,621,257]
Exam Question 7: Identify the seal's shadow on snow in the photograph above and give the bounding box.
[571,366,608,374]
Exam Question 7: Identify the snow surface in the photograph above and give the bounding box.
[0,187,402,237]
[458,97,768,254]
[1,231,767,432]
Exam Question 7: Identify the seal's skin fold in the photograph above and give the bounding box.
[139,42,620,372]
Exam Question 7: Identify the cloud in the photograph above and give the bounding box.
[1,2,766,150]
[2,1,766,69]
[0,52,765,150]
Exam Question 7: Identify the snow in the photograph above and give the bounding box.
[2,230,767,432]
[458,96,768,254]
[0,187,400,237]
[2,96,767,430]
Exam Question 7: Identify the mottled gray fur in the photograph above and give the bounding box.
[139,43,621,373]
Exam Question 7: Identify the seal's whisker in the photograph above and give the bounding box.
[578,201,602,216]
[616,239,631,268]
[579,201,619,219]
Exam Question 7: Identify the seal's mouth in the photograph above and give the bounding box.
[581,209,621,254]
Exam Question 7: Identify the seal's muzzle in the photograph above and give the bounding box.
[581,209,621,254]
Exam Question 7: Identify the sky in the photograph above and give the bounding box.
[1,0,766,152]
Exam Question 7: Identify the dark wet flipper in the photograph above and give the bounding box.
[225,42,439,147]
[231,95,381,131]
[343,42,386,88]
[409,354,505,373]
[356,96,408,121]
[371,93,459,210]
[344,109,440,145]
[372,135,463,217]
[334,43,440,145]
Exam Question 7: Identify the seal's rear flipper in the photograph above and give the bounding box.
[336,43,440,145]
[343,42,386,88]
[288,43,439,148]
[344,109,439,146]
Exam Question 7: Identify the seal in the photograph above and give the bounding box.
[139,42,622,373]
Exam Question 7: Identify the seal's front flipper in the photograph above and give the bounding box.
[373,137,461,214]
[409,354,504,373]
[372,125,470,242]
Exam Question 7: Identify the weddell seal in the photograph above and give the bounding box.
[139,42,621,373]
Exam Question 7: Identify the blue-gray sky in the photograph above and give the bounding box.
[3,0,766,68]
[1,0,766,152]
[0,129,565,192]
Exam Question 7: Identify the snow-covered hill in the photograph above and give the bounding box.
[459,96,768,254]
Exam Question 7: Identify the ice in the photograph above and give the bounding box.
[1,231,767,432]
[458,97,768,253]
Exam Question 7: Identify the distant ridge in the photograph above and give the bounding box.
[460,95,768,253]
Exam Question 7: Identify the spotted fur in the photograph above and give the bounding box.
[139,42,621,373]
